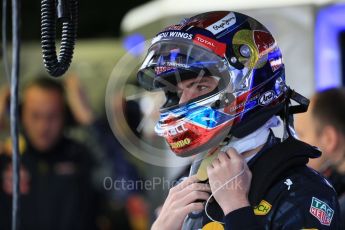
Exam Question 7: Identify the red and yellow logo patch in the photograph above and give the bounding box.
[309,197,334,226]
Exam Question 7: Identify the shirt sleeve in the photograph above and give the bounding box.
[224,206,263,230]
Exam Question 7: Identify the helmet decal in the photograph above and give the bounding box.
[204,12,237,35]
[193,34,226,56]
[232,29,260,69]
[253,30,276,55]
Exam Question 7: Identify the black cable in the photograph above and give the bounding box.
[10,0,21,229]
[41,0,78,77]
[2,0,10,82]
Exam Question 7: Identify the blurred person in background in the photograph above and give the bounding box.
[0,86,10,155]
[0,77,99,230]
[296,88,345,221]
[65,73,149,230]
[295,94,331,172]
[0,86,10,133]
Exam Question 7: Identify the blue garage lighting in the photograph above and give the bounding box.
[123,33,146,57]
[315,3,345,91]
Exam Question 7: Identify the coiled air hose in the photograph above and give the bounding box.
[41,0,78,77]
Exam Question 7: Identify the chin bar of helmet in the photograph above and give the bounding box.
[41,0,78,77]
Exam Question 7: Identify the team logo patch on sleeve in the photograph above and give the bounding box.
[254,200,272,216]
[309,197,334,226]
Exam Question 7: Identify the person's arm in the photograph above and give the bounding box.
[64,73,95,126]
[207,149,261,230]
[0,86,10,131]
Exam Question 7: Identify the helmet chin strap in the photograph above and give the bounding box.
[282,87,310,140]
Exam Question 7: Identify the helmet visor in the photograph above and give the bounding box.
[137,40,231,109]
